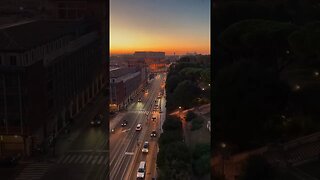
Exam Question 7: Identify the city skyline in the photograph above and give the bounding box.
[110,0,210,55]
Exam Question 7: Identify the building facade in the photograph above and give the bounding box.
[0,19,106,156]
[109,67,143,112]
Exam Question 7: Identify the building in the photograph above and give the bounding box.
[0,19,106,156]
[133,51,165,60]
[109,67,144,112]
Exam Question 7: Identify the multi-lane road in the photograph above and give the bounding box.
[110,73,166,180]
[13,92,109,180]
[11,73,166,180]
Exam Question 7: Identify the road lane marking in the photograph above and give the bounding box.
[103,156,108,165]
[124,152,134,155]
[86,155,93,163]
[92,155,99,164]
[61,155,71,164]
[80,155,88,163]
[67,154,77,163]
[74,155,82,163]
[97,155,104,164]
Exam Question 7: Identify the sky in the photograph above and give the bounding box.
[110,0,210,55]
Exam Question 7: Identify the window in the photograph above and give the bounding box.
[10,56,17,65]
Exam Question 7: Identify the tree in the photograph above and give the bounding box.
[219,19,297,72]
[213,61,290,150]
[166,75,182,93]
[162,116,182,131]
[158,130,183,148]
[289,22,320,67]
[157,142,191,179]
[172,80,201,109]
[192,143,211,176]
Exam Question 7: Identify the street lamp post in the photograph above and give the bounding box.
[221,143,227,178]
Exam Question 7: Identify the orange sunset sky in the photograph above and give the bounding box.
[110,0,210,55]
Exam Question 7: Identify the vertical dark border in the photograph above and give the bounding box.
[105,0,110,178]
[211,0,215,179]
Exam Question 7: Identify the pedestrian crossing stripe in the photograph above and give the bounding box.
[57,154,107,165]
[15,163,51,180]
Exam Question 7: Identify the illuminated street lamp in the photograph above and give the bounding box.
[294,84,300,91]
[221,142,227,177]
[314,71,319,77]
[286,50,290,54]
[202,88,205,91]
[208,83,210,87]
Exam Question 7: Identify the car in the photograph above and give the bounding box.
[142,141,149,153]
[90,115,101,126]
[151,130,157,137]
[138,98,142,102]
[136,123,142,131]
[137,161,146,179]
[121,120,128,127]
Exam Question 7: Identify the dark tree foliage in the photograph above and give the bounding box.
[172,80,201,109]
[157,142,191,179]
[192,143,211,176]
[162,116,182,131]
[213,61,290,150]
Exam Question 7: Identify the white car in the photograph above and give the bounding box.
[136,123,142,131]
[142,141,149,153]
[137,161,146,179]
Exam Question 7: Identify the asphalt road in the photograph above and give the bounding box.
[110,73,165,180]
[13,91,109,180]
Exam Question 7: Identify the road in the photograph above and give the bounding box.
[110,73,166,180]
[13,91,109,180]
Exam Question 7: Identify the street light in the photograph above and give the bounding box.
[221,143,227,177]
[202,88,205,91]
[208,83,211,87]
[314,71,319,77]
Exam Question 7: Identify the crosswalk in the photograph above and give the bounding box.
[15,162,52,180]
[57,152,108,165]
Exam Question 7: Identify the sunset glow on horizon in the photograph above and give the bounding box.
[110,0,210,55]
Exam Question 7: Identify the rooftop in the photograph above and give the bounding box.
[0,20,83,51]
